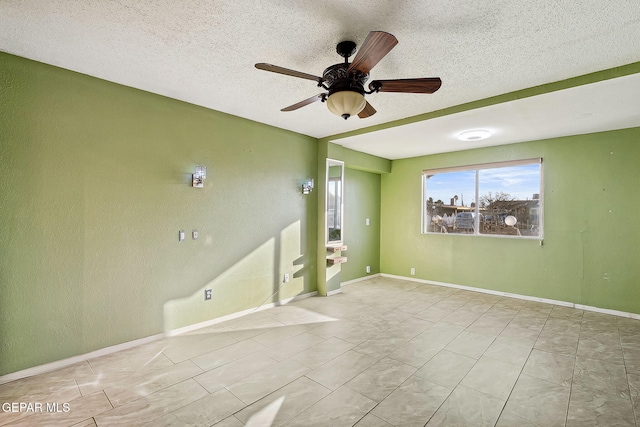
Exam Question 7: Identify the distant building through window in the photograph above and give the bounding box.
[423,159,543,239]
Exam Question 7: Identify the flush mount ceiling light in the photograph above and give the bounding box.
[457,130,492,141]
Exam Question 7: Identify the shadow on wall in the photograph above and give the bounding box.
[162,221,313,332]
[0,52,320,376]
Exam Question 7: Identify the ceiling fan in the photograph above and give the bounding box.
[255,31,442,120]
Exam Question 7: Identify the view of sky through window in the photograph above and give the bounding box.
[426,164,540,205]
[424,160,542,237]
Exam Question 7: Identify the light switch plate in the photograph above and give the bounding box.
[179,230,185,241]
[192,230,198,240]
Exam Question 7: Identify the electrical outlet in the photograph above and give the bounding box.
[204,289,212,301]
[366,265,371,273]
[410,267,416,275]
[179,230,185,241]
[192,230,198,240]
[366,218,370,226]
[283,274,290,283]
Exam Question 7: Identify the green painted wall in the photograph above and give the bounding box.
[0,53,318,375]
[381,128,640,314]
[342,168,381,282]
[315,141,330,296]
[317,143,386,293]
[6,48,636,377]
[327,144,391,174]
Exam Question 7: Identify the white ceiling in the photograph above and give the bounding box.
[2,1,640,159]
[334,72,640,159]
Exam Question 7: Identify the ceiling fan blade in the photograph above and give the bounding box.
[369,78,442,94]
[255,63,322,83]
[358,101,377,118]
[347,31,398,75]
[281,94,326,111]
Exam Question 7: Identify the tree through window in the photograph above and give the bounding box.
[423,159,543,238]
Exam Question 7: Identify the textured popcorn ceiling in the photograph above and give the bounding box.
[1,1,640,158]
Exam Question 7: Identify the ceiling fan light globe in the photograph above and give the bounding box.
[327,90,366,119]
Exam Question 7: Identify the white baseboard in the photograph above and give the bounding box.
[326,288,342,296]
[0,333,167,386]
[166,291,318,337]
[0,290,318,385]
[380,273,640,320]
[341,273,381,287]
[574,303,640,320]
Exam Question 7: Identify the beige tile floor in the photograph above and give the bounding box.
[1,276,639,426]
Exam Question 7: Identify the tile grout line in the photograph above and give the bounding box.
[563,309,585,427]
[487,297,546,426]
[618,319,639,427]
[4,277,639,426]
[369,285,488,426]
[346,281,457,427]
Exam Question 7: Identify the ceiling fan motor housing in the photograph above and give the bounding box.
[256,31,439,119]
[323,63,369,119]
[323,63,368,97]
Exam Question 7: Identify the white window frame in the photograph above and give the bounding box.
[422,158,543,240]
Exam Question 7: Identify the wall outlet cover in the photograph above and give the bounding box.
[410,267,416,275]
[204,289,212,300]
[283,273,290,283]
[366,265,371,273]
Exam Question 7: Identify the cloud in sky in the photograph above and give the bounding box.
[426,163,540,204]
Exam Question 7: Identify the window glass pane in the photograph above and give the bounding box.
[424,170,477,234]
[478,164,541,237]
[327,177,342,241]
[423,159,542,239]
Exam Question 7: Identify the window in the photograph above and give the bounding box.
[423,159,542,238]
[327,177,342,241]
